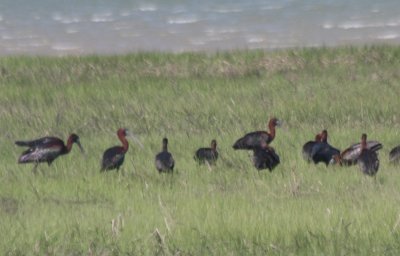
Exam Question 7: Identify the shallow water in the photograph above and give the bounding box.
[0,0,399,55]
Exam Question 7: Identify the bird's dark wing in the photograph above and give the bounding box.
[389,145,400,163]
[18,144,64,164]
[15,137,63,148]
[233,131,270,150]
[101,146,125,170]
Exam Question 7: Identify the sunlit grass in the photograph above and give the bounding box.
[1,46,400,254]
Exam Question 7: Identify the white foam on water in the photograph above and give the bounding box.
[338,21,386,29]
[138,4,157,12]
[190,39,206,45]
[247,36,264,43]
[60,17,81,24]
[167,15,198,24]
[91,13,114,23]
[205,28,237,36]
[213,8,243,13]
[52,13,62,21]
[66,28,79,34]
[52,44,80,51]
[119,11,131,17]
[377,33,399,40]
[322,22,334,29]
[261,5,283,10]
[1,34,13,40]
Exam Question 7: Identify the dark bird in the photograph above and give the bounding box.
[233,117,281,150]
[252,141,280,171]
[155,138,175,173]
[336,137,382,166]
[16,133,84,172]
[389,145,400,164]
[358,133,379,176]
[101,128,142,172]
[194,139,218,165]
[310,130,341,166]
[302,132,322,162]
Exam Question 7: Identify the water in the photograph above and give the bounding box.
[0,0,400,55]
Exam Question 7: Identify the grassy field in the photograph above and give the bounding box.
[1,46,400,255]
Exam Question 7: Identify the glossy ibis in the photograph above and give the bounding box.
[336,137,382,166]
[233,117,281,150]
[16,133,84,172]
[194,139,218,165]
[101,128,142,172]
[155,138,175,173]
[389,145,400,164]
[358,133,379,176]
[252,140,280,171]
[310,130,340,166]
[302,132,322,162]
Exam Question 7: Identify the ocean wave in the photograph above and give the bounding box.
[247,36,264,43]
[119,11,131,17]
[377,33,399,40]
[138,4,157,12]
[66,28,79,34]
[167,15,198,24]
[52,13,80,24]
[91,13,114,23]
[52,44,80,51]
[261,5,283,10]
[212,8,242,13]
[205,28,237,36]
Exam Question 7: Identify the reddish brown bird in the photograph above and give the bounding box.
[16,133,84,172]
[335,135,382,166]
[101,128,142,172]
[233,117,281,150]
[194,139,218,165]
[358,133,379,176]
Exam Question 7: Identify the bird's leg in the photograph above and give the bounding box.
[32,163,39,175]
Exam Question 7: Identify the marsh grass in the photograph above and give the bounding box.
[1,46,400,254]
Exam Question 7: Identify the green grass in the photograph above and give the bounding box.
[1,45,400,255]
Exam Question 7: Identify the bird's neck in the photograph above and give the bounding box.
[163,144,168,152]
[65,136,74,153]
[361,140,367,150]
[268,124,276,139]
[119,135,129,153]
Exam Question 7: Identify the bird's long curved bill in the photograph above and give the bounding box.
[276,119,283,127]
[76,141,85,154]
[126,132,144,148]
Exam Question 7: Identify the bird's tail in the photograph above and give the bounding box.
[15,141,31,147]
[232,137,248,150]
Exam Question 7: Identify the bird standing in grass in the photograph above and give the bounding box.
[101,128,142,172]
[233,117,281,150]
[16,133,84,173]
[334,136,382,166]
[155,138,174,173]
[358,133,379,176]
[194,139,218,165]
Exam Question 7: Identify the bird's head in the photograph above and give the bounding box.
[269,117,282,128]
[118,128,143,148]
[69,133,84,153]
